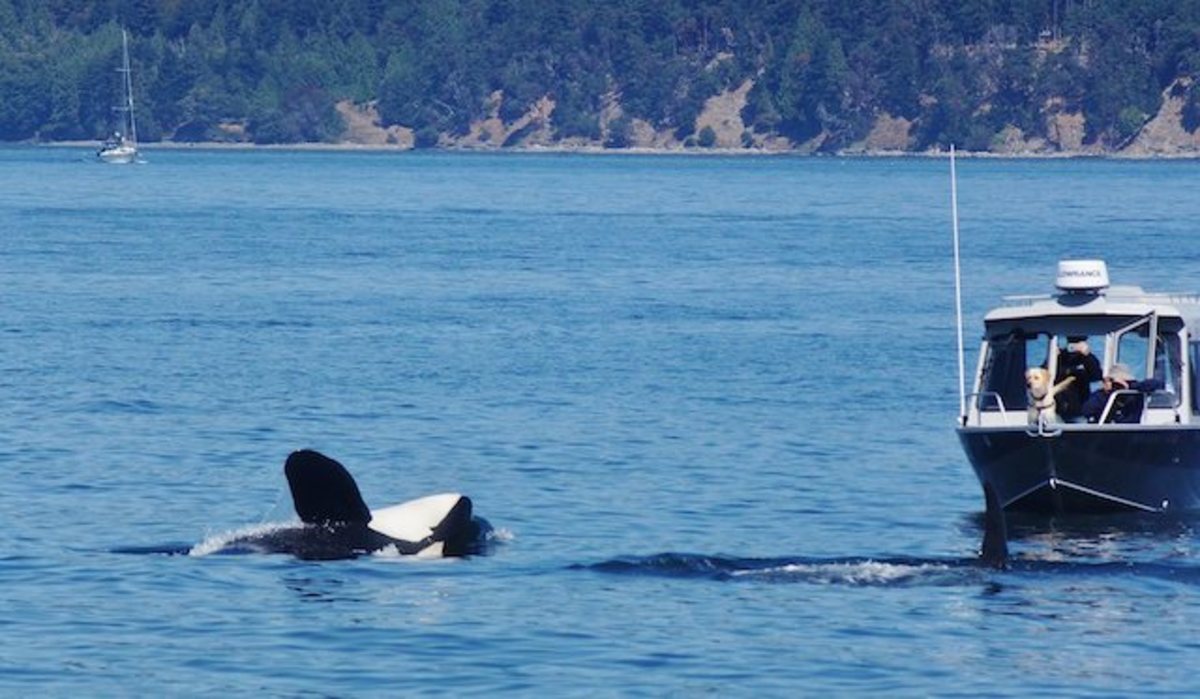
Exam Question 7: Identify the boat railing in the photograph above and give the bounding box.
[1095,388,1183,424]
[964,389,1180,428]
[965,392,1008,426]
[1097,389,1143,425]
[1133,292,1200,305]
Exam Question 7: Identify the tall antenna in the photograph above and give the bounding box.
[951,145,966,423]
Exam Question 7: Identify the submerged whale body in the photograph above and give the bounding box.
[575,482,1012,584]
[211,449,490,560]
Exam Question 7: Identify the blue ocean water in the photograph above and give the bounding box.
[4,146,1200,695]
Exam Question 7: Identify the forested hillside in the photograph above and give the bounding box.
[3,0,1200,153]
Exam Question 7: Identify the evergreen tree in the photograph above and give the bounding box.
[0,0,1197,151]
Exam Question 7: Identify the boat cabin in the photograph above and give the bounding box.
[965,260,1200,428]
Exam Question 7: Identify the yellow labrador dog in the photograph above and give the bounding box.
[1025,368,1076,425]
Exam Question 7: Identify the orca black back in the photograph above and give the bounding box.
[284,449,372,524]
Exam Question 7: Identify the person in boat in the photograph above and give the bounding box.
[1054,336,1102,421]
[1081,363,1163,424]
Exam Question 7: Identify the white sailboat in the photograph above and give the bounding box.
[97,29,138,164]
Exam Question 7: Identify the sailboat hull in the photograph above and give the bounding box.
[97,145,137,164]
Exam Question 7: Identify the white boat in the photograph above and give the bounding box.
[97,29,138,164]
[945,151,1200,514]
[956,260,1200,513]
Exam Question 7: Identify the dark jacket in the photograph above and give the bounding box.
[1055,350,1103,419]
[1082,378,1164,424]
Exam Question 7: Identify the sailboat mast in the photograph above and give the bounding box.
[121,29,137,145]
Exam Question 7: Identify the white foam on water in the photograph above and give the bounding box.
[489,527,516,543]
[731,560,953,586]
[187,521,295,557]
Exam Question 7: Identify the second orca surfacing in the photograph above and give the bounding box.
[210,449,491,560]
[574,483,1012,583]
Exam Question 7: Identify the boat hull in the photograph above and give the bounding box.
[97,146,137,164]
[958,425,1200,513]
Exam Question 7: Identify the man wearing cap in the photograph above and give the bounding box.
[1081,363,1164,424]
[1055,337,1102,420]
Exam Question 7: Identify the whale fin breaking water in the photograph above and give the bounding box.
[980,482,1009,569]
[113,449,491,560]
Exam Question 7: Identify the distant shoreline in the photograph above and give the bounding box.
[26,139,1200,159]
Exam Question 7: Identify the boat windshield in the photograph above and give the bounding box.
[979,330,1052,411]
[978,319,1185,414]
[1113,318,1182,407]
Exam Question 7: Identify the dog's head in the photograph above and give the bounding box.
[1025,367,1051,400]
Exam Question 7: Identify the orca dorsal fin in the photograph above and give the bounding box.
[980,483,1009,570]
[284,450,372,525]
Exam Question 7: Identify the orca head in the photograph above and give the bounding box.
[979,482,1009,570]
[284,449,372,525]
[431,495,478,554]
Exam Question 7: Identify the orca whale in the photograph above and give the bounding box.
[979,482,1008,569]
[208,449,490,560]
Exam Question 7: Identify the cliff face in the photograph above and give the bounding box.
[1124,80,1200,156]
[7,2,1200,154]
[335,84,1200,157]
